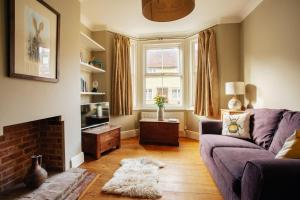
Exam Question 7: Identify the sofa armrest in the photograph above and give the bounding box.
[200,120,223,135]
[241,159,300,200]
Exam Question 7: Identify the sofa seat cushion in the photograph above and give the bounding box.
[213,147,275,196]
[201,134,262,157]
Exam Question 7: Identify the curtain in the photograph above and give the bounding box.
[194,29,220,118]
[111,34,132,116]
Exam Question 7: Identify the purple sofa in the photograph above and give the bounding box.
[200,109,300,200]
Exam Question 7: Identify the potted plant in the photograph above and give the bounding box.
[154,95,167,121]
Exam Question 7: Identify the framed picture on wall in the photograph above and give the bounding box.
[9,0,60,82]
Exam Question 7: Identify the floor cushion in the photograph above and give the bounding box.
[213,147,275,195]
[269,111,300,155]
[200,134,262,157]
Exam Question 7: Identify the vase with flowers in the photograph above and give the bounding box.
[154,95,167,121]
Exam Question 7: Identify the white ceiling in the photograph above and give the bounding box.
[80,0,262,38]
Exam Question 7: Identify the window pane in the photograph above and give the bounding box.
[162,48,179,74]
[146,49,162,74]
[145,76,182,105]
[163,77,182,105]
[146,47,180,74]
[145,89,152,100]
[145,77,163,105]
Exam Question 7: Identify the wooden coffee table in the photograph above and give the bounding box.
[139,118,179,146]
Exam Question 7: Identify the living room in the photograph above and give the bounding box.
[0,0,299,200]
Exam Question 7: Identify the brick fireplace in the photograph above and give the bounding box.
[0,116,65,192]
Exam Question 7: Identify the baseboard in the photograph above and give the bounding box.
[185,130,199,140]
[179,130,186,137]
[121,129,139,139]
[121,129,196,140]
[71,152,84,168]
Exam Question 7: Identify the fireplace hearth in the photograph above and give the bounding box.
[0,116,65,192]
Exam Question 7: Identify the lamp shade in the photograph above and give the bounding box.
[142,0,195,22]
[225,82,245,95]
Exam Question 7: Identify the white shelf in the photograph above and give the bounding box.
[80,92,106,95]
[80,32,105,51]
[80,62,105,73]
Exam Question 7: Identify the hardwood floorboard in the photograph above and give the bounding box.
[80,137,223,200]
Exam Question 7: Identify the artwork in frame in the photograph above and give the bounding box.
[9,0,60,82]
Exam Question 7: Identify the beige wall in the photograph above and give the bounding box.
[241,0,300,111]
[215,23,242,109]
[0,0,81,169]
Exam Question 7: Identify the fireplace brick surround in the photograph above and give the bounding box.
[0,116,65,192]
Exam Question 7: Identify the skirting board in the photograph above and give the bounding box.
[185,130,199,141]
[71,152,84,168]
[121,129,139,139]
[121,129,198,141]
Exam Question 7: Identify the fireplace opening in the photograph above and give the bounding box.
[0,116,65,192]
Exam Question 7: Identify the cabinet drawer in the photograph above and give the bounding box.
[100,129,120,142]
[101,138,118,152]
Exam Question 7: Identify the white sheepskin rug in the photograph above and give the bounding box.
[102,157,165,199]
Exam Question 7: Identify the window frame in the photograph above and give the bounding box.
[189,37,198,108]
[142,42,184,109]
[130,39,137,108]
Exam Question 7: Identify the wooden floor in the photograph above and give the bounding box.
[80,137,223,200]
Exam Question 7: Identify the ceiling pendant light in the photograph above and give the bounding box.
[142,0,195,22]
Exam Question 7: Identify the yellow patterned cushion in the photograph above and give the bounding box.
[222,113,251,139]
[275,130,300,159]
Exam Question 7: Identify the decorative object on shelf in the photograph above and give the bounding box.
[81,77,88,92]
[80,52,83,62]
[225,82,245,110]
[9,0,60,82]
[24,155,48,189]
[92,80,99,92]
[89,57,105,70]
[154,95,167,121]
[142,0,195,22]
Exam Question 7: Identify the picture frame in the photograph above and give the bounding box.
[9,0,60,82]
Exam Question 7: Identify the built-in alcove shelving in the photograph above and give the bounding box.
[80,32,105,51]
[80,31,106,104]
[80,62,105,73]
[80,92,106,96]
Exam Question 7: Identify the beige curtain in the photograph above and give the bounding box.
[194,29,220,118]
[111,34,132,116]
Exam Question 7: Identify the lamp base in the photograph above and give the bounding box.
[228,96,242,110]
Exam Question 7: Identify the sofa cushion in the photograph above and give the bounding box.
[275,130,300,159]
[269,111,300,155]
[201,134,262,157]
[222,113,251,139]
[252,109,285,149]
[213,147,275,195]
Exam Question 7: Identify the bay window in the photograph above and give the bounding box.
[143,43,183,108]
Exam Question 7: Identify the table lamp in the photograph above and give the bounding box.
[225,82,245,110]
